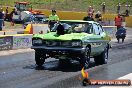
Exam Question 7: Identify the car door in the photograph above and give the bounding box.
[90,23,104,55]
[98,24,109,52]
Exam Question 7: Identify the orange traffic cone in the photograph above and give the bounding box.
[29,23,33,34]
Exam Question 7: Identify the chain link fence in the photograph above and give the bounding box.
[0,0,132,15]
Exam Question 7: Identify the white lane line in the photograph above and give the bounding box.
[100,73,132,88]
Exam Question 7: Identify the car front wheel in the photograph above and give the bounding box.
[94,47,108,65]
[79,47,90,69]
[35,50,46,67]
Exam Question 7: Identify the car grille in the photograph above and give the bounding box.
[43,40,72,47]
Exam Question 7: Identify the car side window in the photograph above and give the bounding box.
[93,23,99,35]
[84,24,93,34]
[98,24,103,34]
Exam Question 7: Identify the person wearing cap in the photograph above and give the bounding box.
[0,8,4,31]
[114,13,122,30]
[48,10,59,30]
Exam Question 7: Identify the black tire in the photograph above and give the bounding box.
[59,59,70,63]
[35,50,46,67]
[79,47,90,69]
[94,47,108,65]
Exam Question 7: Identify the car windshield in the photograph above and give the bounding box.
[51,22,92,33]
[23,14,35,22]
[23,14,48,23]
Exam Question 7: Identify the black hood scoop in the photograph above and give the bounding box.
[56,24,65,35]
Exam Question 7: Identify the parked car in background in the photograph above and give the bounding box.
[23,13,48,29]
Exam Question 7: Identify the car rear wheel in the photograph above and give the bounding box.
[94,47,108,65]
[35,50,46,67]
[79,47,90,69]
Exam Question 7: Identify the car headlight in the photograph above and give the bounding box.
[72,41,82,47]
[32,39,42,45]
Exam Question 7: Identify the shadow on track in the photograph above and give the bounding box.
[23,60,96,72]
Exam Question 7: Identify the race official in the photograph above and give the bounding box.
[48,10,59,30]
[0,8,4,31]
[114,14,122,30]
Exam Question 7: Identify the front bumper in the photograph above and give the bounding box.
[31,46,85,53]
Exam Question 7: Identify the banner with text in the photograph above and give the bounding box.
[13,35,32,49]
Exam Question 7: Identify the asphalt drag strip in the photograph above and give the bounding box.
[0,39,132,88]
[46,44,132,88]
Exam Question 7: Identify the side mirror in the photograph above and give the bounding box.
[101,32,106,38]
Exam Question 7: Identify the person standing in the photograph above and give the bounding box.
[87,6,94,16]
[95,11,102,22]
[101,2,106,14]
[117,3,121,14]
[10,8,15,26]
[115,26,126,43]
[114,14,122,30]
[0,8,4,31]
[5,7,9,15]
[125,4,130,16]
[83,12,94,21]
[48,10,59,30]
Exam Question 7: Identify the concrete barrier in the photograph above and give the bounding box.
[0,30,18,35]
[0,34,32,51]
[12,34,32,49]
[24,24,49,34]
[3,31,17,35]
[0,31,5,35]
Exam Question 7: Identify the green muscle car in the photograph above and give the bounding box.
[31,20,111,68]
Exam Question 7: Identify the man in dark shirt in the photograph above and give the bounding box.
[0,8,4,31]
[83,12,94,21]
